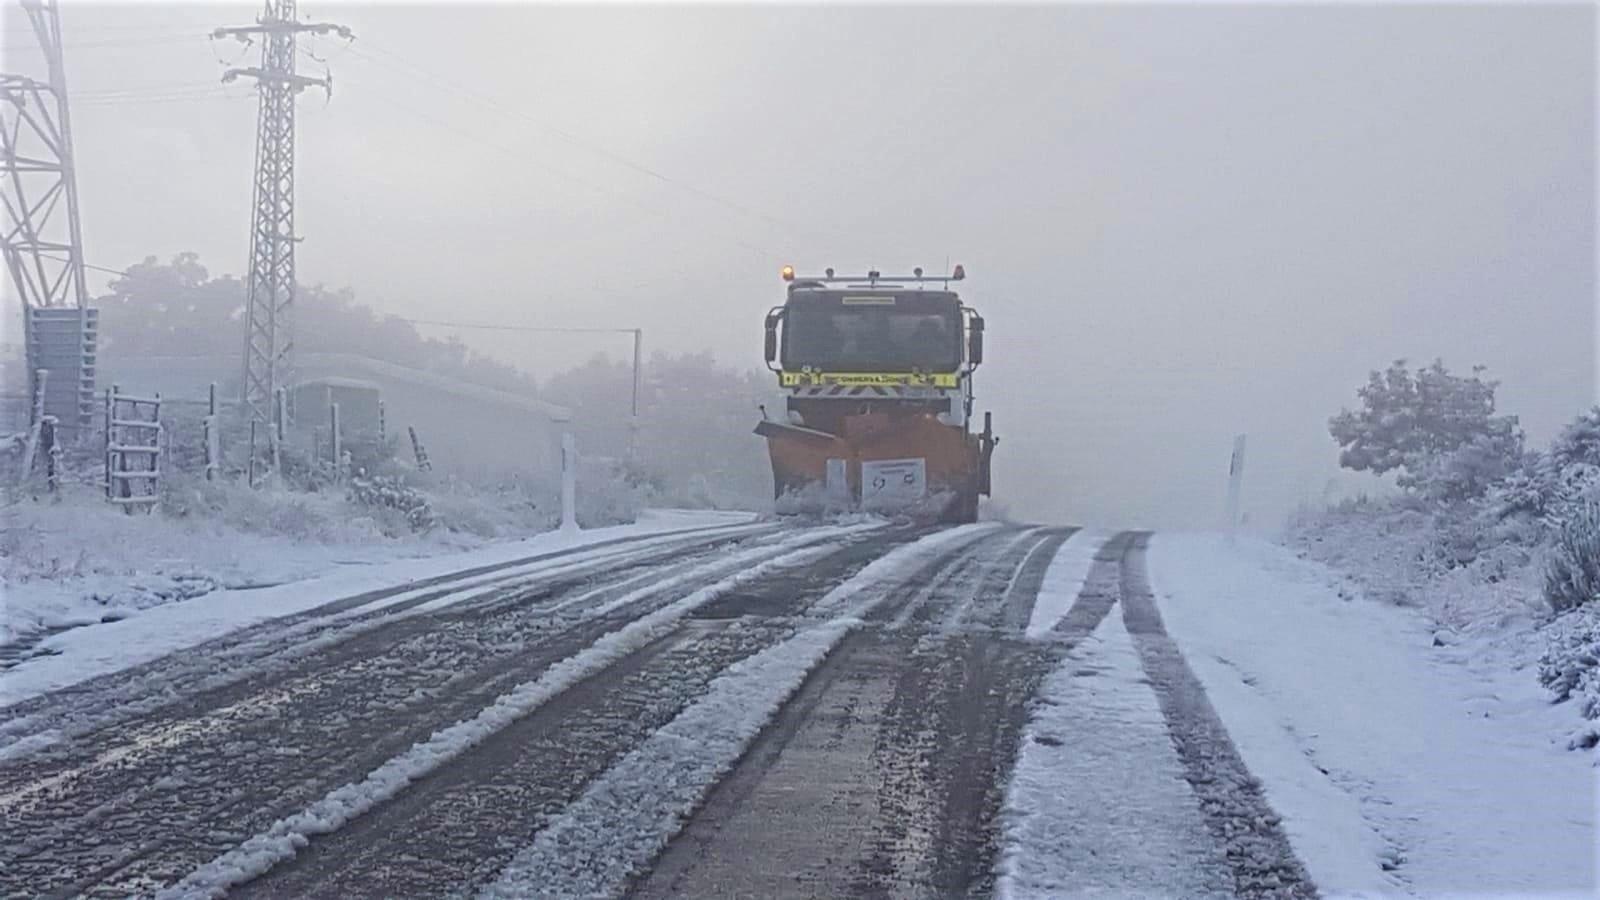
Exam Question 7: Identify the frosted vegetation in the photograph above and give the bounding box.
[1290,359,1600,748]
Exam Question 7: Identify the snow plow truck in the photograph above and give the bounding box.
[756,265,997,523]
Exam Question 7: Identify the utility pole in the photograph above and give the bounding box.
[3,0,98,440]
[214,1,351,438]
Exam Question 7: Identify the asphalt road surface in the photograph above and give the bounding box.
[1,521,1315,899]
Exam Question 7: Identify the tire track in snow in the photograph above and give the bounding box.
[0,521,777,760]
[1119,533,1318,899]
[996,544,1234,898]
[996,526,1079,633]
[154,527,900,900]
[0,525,854,898]
[482,524,1013,899]
[230,527,929,899]
[629,524,1063,899]
[0,528,801,825]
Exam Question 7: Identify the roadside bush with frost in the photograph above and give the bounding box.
[347,474,434,532]
[1537,603,1600,749]
[1545,502,1600,613]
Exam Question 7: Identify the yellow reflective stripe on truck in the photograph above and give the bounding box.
[780,372,961,388]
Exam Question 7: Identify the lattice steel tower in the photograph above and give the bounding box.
[1,0,88,311]
[214,0,349,428]
[3,0,101,439]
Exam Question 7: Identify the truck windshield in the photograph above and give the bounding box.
[783,306,962,372]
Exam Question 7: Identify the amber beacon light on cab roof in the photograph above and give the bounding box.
[755,264,997,523]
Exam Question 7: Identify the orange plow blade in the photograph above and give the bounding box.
[755,411,981,522]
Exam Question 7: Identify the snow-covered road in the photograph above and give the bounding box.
[1,520,1592,898]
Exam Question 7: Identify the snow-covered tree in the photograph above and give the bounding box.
[1329,359,1522,500]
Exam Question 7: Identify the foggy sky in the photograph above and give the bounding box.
[3,3,1594,529]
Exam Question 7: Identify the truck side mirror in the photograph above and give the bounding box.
[764,310,782,364]
[968,315,984,366]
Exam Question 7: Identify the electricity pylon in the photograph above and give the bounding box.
[214,0,350,432]
[1,0,88,311]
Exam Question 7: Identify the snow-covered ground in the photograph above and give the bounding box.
[0,473,649,654]
[1149,533,1599,898]
[0,508,757,706]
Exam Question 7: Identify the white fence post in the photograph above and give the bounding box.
[1225,433,1247,538]
[204,382,219,482]
[330,401,341,477]
[560,432,578,532]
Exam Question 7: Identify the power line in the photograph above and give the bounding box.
[350,87,778,258]
[401,318,639,335]
[345,39,816,247]
[73,80,228,96]
[1,34,200,52]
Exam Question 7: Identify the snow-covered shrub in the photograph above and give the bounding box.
[1537,603,1600,749]
[1550,407,1600,474]
[1482,463,1551,524]
[1287,493,1548,631]
[346,474,434,532]
[1545,502,1600,613]
[1404,430,1525,505]
[1484,408,1600,530]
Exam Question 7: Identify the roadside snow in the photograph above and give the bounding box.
[1148,532,1600,898]
[157,526,858,900]
[480,524,1001,898]
[1023,528,1111,639]
[997,609,1232,899]
[0,509,758,706]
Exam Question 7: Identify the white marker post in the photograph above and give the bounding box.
[1225,434,1247,539]
[560,432,578,533]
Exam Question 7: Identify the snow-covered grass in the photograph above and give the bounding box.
[1284,499,1547,634]
[1285,494,1600,755]
[0,469,647,652]
[1149,533,1599,898]
[1289,407,1600,744]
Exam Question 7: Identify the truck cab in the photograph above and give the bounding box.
[757,266,995,522]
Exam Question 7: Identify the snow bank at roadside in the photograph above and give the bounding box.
[1,509,758,706]
[1148,532,1599,898]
